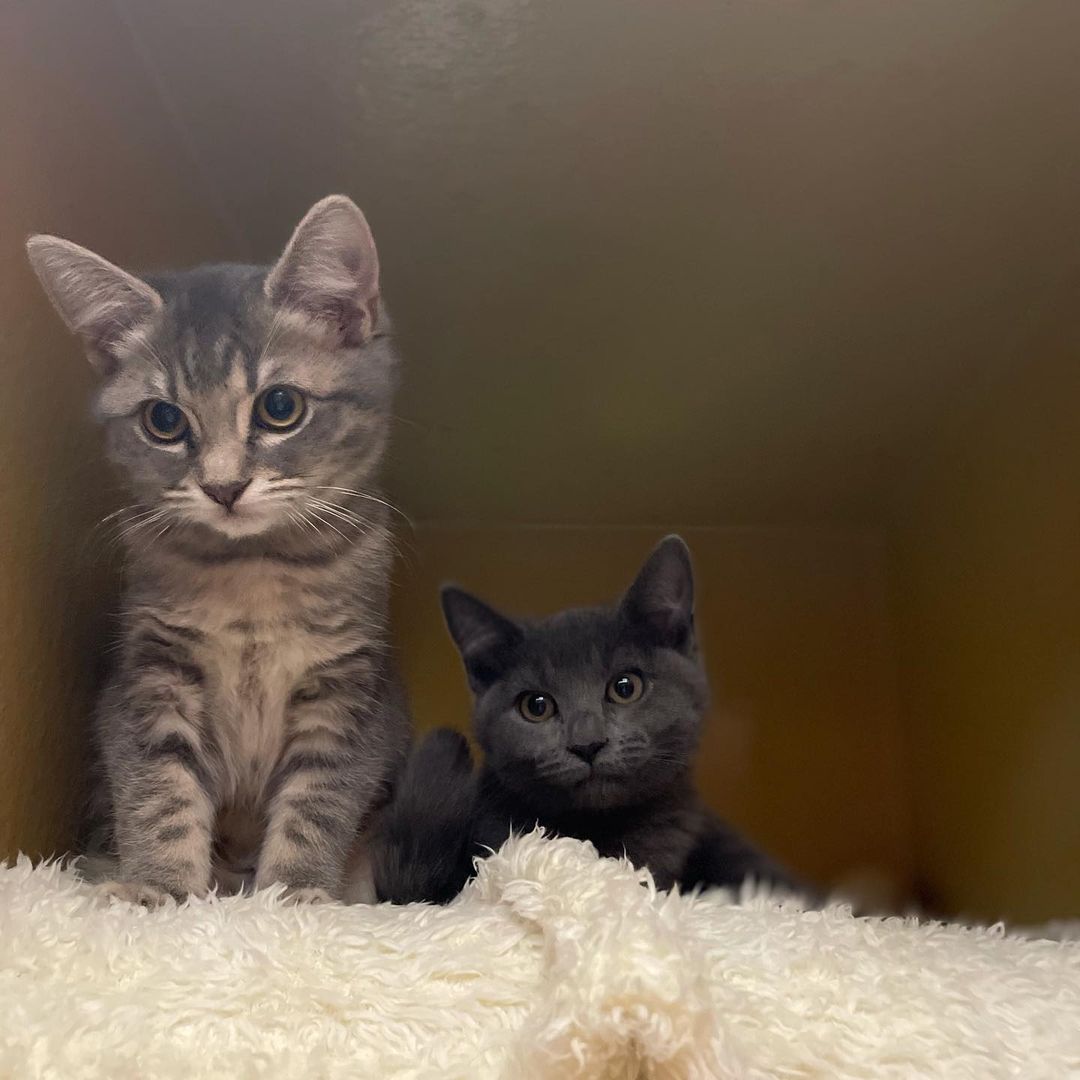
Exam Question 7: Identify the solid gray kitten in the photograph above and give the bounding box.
[26,196,410,905]
[375,537,803,903]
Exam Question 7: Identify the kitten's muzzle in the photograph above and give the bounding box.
[567,738,608,765]
[201,480,250,511]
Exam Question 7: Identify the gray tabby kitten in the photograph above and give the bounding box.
[26,196,409,906]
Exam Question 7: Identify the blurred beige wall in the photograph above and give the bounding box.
[393,525,913,894]
[0,0,228,858]
[894,346,1080,923]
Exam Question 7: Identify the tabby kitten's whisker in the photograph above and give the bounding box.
[112,508,170,546]
[307,498,367,531]
[92,505,157,541]
[312,486,413,526]
[95,504,146,528]
[306,507,350,541]
[286,508,318,537]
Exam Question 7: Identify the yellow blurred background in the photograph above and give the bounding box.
[2,0,1078,922]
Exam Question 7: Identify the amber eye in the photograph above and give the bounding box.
[141,400,189,443]
[255,385,306,431]
[518,692,557,722]
[606,672,644,704]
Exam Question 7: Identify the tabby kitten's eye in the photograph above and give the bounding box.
[255,385,306,431]
[518,692,557,722]
[606,672,644,704]
[141,400,189,443]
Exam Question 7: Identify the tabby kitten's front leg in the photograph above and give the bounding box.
[98,670,216,906]
[256,661,384,902]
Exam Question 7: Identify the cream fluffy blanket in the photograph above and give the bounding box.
[1,832,1077,1079]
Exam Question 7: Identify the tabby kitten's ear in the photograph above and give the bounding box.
[25,236,162,374]
[620,535,696,650]
[440,585,524,692]
[265,194,380,347]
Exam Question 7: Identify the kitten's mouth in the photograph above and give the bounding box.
[570,762,623,786]
[203,507,275,538]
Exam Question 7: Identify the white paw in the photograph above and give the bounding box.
[282,886,336,905]
[96,880,175,908]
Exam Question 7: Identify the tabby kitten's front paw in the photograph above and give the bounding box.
[281,885,336,905]
[95,880,176,908]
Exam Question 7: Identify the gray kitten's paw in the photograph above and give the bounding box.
[95,880,175,908]
[282,886,336,905]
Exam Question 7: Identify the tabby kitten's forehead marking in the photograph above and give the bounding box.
[27,195,410,905]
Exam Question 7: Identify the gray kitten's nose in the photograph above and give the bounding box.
[568,739,607,764]
[201,480,250,510]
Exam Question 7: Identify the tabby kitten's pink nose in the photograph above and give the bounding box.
[201,480,250,510]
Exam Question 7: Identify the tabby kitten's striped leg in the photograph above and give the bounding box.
[98,677,216,906]
[256,680,379,902]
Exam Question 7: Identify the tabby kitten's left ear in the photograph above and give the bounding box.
[265,194,380,347]
[620,535,696,650]
[25,235,163,375]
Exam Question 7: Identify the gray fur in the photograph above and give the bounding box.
[27,196,409,904]
[377,537,801,902]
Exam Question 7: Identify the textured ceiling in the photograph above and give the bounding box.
[86,1,1080,522]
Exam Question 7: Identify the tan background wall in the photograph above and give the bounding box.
[893,344,1080,924]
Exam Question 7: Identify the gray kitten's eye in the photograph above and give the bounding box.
[255,385,306,431]
[141,400,189,443]
[606,672,644,704]
[518,692,557,722]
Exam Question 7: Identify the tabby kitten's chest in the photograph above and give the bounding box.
[154,558,352,799]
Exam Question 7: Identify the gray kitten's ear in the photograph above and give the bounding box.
[265,194,380,346]
[25,235,162,373]
[620,535,695,649]
[440,585,523,691]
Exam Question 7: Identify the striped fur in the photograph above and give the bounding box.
[28,196,409,904]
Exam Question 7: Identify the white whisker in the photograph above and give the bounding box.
[307,498,365,531]
[306,508,348,541]
[312,486,412,526]
[115,508,170,546]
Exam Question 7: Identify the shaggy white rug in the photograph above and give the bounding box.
[1,832,1078,1079]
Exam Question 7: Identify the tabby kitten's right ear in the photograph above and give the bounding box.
[265,194,380,347]
[440,586,523,692]
[26,236,162,374]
